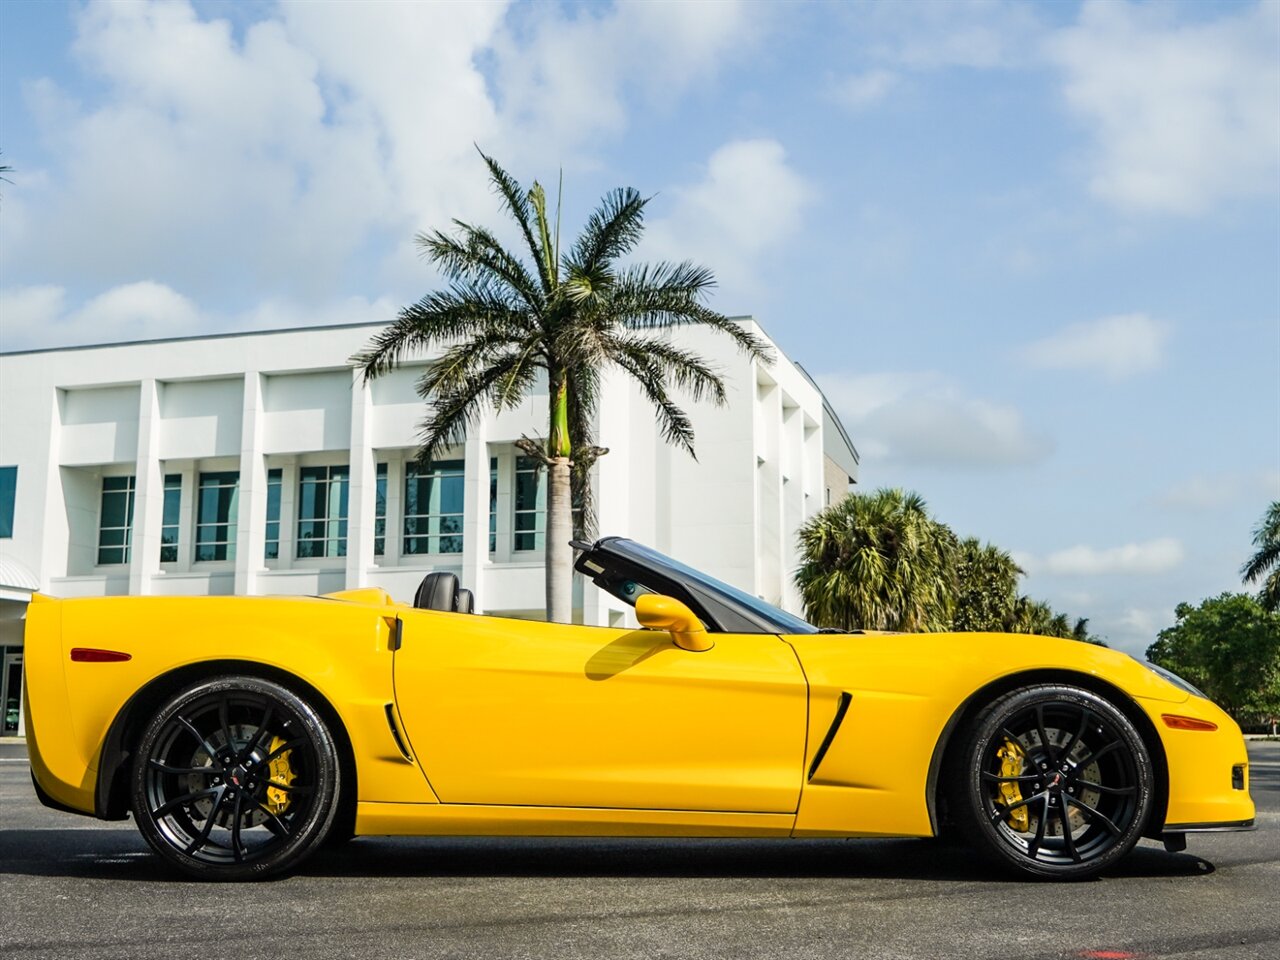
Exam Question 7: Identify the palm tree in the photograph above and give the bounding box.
[952,537,1022,632]
[354,151,767,622]
[795,487,957,632]
[1242,501,1280,612]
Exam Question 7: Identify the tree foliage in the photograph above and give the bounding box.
[1242,500,1280,613]
[796,489,1102,641]
[795,488,957,632]
[1145,593,1280,724]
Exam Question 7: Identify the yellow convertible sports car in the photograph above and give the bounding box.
[25,537,1254,881]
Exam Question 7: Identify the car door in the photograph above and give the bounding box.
[393,612,808,813]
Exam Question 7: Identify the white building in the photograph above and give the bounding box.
[0,318,859,735]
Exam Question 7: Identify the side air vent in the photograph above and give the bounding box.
[384,703,414,763]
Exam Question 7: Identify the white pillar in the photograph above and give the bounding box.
[129,379,163,595]
[234,373,267,595]
[461,419,489,612]
[346,369,375,589]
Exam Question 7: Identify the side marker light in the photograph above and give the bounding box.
[70,648,132,663]
[1161,714,1217,732]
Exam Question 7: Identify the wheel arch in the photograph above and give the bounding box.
[925,668,1169,840]
[95,659,358,839]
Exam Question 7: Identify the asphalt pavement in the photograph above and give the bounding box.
[2,738,1277,960]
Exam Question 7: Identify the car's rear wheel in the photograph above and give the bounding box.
[957,684,1153,880]
[130,675,340,880]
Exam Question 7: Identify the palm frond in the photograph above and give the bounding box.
[477,148,552,294]
[418,222,542,311]
[610,350,696,455]
[414,350,541,465]
[567,187,647,272]
[605,333,728,405]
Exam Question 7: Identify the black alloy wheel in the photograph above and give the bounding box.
[959,684,1153,880]
[130,676,340,880]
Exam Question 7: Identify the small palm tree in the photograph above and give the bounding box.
[1242,501,1280,612]
[952,537,1022,632]
[355,151,767,622]
[795,487,957,632]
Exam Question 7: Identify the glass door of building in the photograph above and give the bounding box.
[2,651,22,736]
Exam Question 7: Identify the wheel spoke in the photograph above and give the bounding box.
[1075,779,1135,796]
[176,715,220,761]
[1074,739,1122,770]
[1060,709,1092,761]
[1035,705,1055,763]
[256,803,293,839]
[218,698,236,760]
[1059,801,1081,863]
[1065,794,1123,836]
[238,704,275,764]
[148,760,217,777]
[990,789,1049,825]
[981,771,1041,784]
[230,791,245,863]
[1000,726,1026,749]
[151,786,217,819]
[183,787,228,855]
[1026,794,1050,859]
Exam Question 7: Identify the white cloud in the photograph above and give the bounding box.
[833,69,898,109]
[3,0,759,346]
[1020,313,1168,380]
[0,282,396,351]
[1158,469,1280,511]
[816,371,1051,468]
[644,140,813,302]
[1020,537,1185,576]
[860,0,1046,71]
[1048,0,1280,215]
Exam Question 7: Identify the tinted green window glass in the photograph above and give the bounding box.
[0,466,16,539]
[296,465,349,559]
[97,475,136,565]
[403,460,464,555]
[264,468,282,560]
[195,472,238,562]
[160,474,181,562]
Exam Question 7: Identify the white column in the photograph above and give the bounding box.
[346,369,375,589]
[129,379,163,595]
[234,373,267,595]
[460,418,489,612]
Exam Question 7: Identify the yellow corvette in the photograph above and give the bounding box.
[24,537,1253,881]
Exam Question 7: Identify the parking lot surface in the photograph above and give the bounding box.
[2,739,1276,959]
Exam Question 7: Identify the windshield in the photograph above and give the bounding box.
[580,538,819,635]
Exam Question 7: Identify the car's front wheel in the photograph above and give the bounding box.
[130,675,340,880]
[957,684,1154,880]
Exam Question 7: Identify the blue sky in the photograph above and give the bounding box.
[1,0,1277,653]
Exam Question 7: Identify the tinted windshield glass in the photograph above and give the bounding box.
[617,540,818,634]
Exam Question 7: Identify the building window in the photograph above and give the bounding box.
[374,462,388,556]
[514,456,546,552]
[404,460,464,555]
[297,465,349,559]
[196,471,239,562]
[264,468,283,560]
[160,474,181,562]
[0,466,15,539]
[97,475,135,565]
[489,458,497,553]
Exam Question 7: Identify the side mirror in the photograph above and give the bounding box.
[635,594,714,652]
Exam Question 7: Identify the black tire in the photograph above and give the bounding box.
[130,675,340,881]
[956,684,1153,880]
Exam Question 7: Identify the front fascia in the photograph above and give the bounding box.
[783,631,1193,838]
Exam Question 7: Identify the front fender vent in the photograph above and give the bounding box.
[384,703,414,763]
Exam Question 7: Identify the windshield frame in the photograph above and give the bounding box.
[573,537,819,635]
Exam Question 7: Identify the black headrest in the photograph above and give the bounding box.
[455,588,474,614]
[414,571,459,611]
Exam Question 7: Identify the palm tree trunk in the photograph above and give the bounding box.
[546,372,574,623]
[546,455,573,622]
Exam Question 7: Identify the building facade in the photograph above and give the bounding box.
[0,318,858,735]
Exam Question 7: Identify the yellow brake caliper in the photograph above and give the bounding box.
[996,738,1030,832]
[264,735,296,817]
